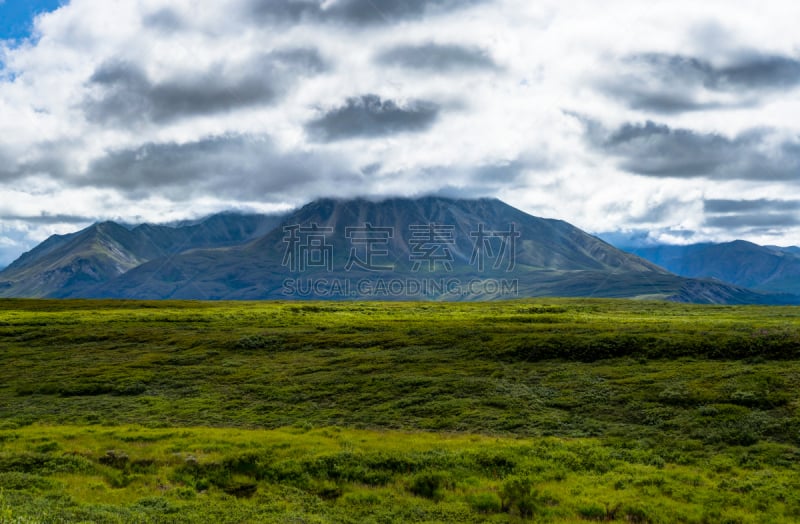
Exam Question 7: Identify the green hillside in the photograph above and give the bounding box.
[1,299,799,522]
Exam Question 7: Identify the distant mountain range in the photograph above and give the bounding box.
[0,214,281,298]
[627,241,800,296]
[0,197,797,304]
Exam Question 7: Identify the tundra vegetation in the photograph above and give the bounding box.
[0,298,798,522]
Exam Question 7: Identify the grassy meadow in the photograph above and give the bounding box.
[0,299,799,522]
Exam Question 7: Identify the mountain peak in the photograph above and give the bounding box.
[2,196,796,304]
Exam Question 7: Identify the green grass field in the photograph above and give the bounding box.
[0,299,799,522]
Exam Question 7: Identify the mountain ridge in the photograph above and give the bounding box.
[628,240,800,296]
[0,212,283,298]
[89,197,794,303]
[1,197,797,304]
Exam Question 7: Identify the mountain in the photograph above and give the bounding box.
[0,213,283,298]
[767,245,800,256]
[85,197,794,303]
[2,197,795,303]
[628,240,800,296]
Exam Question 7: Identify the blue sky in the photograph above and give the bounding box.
[0,0,64,41]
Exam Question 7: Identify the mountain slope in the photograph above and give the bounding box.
[90,197,793,303]
[0,213,283,298]
[3,198,795,303]
[629,241,800,295]
[767,245,800,256]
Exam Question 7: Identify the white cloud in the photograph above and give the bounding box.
[0,0,799,266]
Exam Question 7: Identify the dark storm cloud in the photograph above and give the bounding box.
[83,134,351,199]
[704,213,800,229]
[376,43,497,71]
[306,94,439,141]
[711,54,800,90]
[599,84,722,114]
[82,49,327,125]
[704,199,800,214]
[0,142,73,182]
[599,52,800,113]
[703,199,800,230]
[581,118,800,181]
[244,0,485,26]
[0,214,92,225]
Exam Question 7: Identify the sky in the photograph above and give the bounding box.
[0,0,63,41]
[0,0,799,266]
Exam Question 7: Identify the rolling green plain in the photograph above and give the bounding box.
[0,298,799,523]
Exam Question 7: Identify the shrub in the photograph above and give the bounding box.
[235,335,282,351]
[577,502,607,520]
[133,497,180,514]
[221,479,258,498]
[622,503,653,523]
[0,453,94,475]
[0,472,56,491]
[174,486,196,500]
[312,480,343,500]
[467,492,502,514]
[408,471,452,501]
[98,450,129,469]
[500,476,541,518]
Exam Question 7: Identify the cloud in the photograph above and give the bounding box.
[702,199,800,230]
[711,54,800,90]
[704,199,800,214]
[0,147,17,181]
[0,213,92,224]
[582,118,800,181]
[82,134,354,200]
[596,229,698,249]
[376,42,497,72]
[628,200,688,224]
[141,7,185,32]
[0,141,74,183]
[704,213,800,229]
[597,52,800,113]
[82,48,327,125]
[243,0,485,26]
[306,94,439,141]
[471,159,536,182]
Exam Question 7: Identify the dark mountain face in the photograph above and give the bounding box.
[0,213,283,298]
[629,241,800,295]
[2,197,796,303]
[245,197,666,273]
[86,197,792,304]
